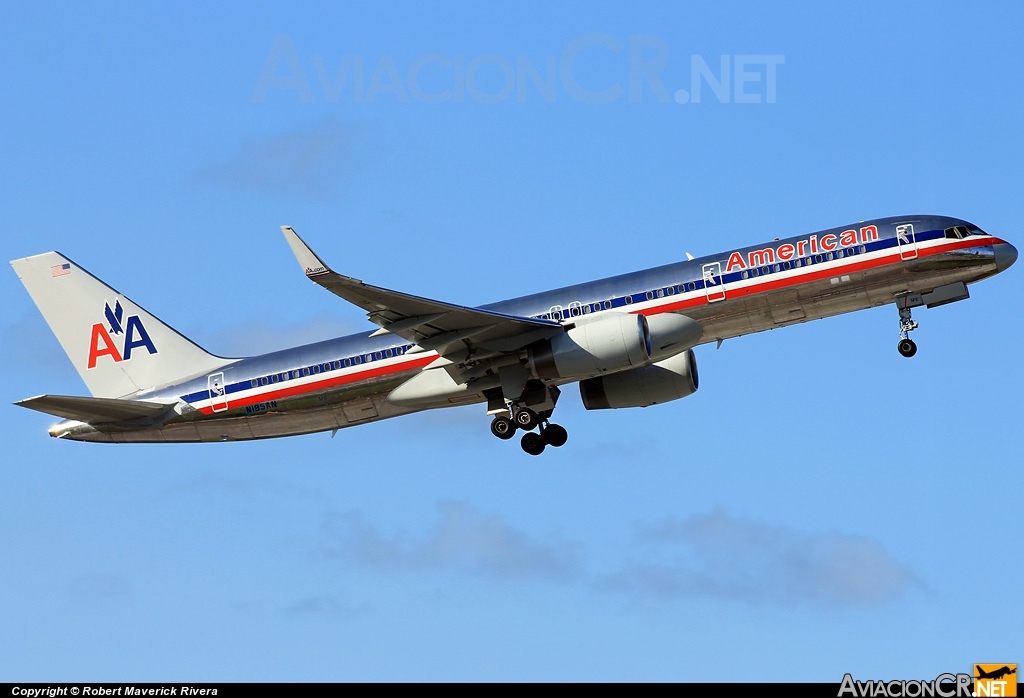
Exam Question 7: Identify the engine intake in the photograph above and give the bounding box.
[579,348,699,409]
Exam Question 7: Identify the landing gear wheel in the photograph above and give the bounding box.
[542,423,568,448]
[490,416,517,440]
[514,408,539,430]
[521,432,546,456]
[897,338,917,358]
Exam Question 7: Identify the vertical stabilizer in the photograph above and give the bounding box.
[10,251,231,398]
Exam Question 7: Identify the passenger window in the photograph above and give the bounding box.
[859,245,867,253]
[826,252,833,260]
[251,379,258,388]
[271,374,279,383]
[815,255,822,263]
[666,286,674,296]
[740,271,748,279]
[783,261,790,270]
[794,259,801,267]
[625,295,633,304]
[773,264,781,272]
[603,300,612,309]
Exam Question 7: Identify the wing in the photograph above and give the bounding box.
[282,226,561,358]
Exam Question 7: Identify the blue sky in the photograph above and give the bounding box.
[1,1,1021,681]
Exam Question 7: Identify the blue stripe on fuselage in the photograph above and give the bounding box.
[165,216,972,407]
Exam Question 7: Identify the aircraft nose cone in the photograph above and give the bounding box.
[994,242,1018,272]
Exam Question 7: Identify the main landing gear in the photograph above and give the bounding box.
[490,406,569,456]
[897,303,919,358]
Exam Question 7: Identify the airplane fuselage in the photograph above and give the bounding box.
[47,214,1015,443]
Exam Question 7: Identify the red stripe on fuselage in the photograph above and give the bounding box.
[632,237,995,318]
[196,353,437,415]
[196,236,999,415]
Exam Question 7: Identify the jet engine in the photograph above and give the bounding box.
[530,312,702,381]
[530,313,651,380]
[579,348,699,409]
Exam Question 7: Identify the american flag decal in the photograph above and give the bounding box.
[51,263,71,277]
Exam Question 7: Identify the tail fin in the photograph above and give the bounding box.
[10,251,231,398]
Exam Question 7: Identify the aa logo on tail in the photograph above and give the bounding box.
[87,300,158,369]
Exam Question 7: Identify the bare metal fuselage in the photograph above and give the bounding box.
[50,215,1007,443]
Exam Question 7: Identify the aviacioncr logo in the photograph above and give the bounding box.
[86,300,158,369]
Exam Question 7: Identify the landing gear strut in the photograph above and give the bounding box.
[897,303,919,358]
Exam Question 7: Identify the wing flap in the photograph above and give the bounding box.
[16,394,175,424]
[281,226,560,353]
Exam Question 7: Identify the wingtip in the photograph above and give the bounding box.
[281,225,330,276]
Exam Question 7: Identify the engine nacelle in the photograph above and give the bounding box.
[530,313,651,380]
[579,348,699,409]
[645,313,704,361]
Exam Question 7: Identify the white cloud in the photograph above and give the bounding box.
[314,503,917,608]
[68,574,131,600]
[319,500,582,583]
[198,120,367,202]
[598,509,918,607]
[285,596,368,619]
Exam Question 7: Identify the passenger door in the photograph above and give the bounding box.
[896,224,917,260]
[208,372,228,412]
[702,262,726,302]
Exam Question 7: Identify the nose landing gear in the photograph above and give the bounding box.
[896,295,920,358]
[897,336,917,358]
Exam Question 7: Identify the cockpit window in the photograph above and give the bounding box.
[946,225,987,239]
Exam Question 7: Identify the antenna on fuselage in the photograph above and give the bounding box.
[685,252,695,261]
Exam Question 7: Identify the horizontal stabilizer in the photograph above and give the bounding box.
[16,394,175,424]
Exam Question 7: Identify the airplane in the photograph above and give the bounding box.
[975,666,1016,681]
[10,215,1017,455]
